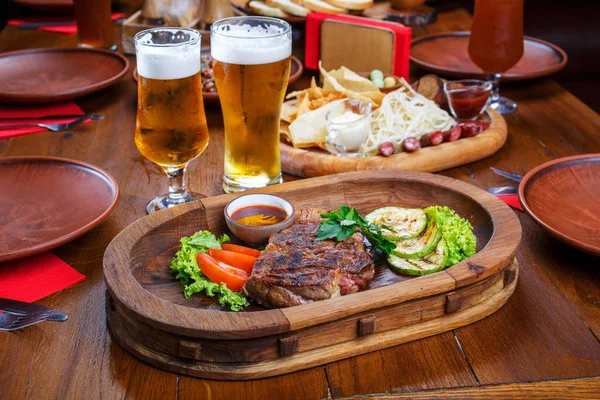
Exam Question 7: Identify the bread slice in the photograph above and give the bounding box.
[411,74,447,108]
[272,0,310,16]
[324,0,372,10]
[303,0,346,14]
[248,1,290,17]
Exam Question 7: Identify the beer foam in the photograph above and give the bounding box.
[211,23,291,65]
[136,31,201,80]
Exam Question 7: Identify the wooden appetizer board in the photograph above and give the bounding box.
[104,170,521,380]
[280,109,507,178]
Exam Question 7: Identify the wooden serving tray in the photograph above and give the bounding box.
[104,170,521,380]
[280,109,507,178]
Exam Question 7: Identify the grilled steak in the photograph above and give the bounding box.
[243,208,375,308]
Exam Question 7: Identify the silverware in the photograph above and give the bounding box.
[0,115,89,132]
[0,113,103,123]
[485,186,518,195]
[491,167,524,182]
[0,298,68,331]
[17,21,76,30]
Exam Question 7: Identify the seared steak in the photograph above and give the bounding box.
[243,208,375,308]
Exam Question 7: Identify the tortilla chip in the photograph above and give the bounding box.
[280,102,297,124]
[319,62,384,107]
[296,93,311,117]
[288,99,344,148]
[360,91,386,106]
[333,66,379,93]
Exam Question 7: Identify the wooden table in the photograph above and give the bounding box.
[2,7,600,400]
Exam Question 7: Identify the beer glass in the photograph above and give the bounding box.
[73,0,116,50]
[468,0,524,114]
[134,28,210,214]
[211,17,292,193]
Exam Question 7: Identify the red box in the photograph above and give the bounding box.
[305,12,412,79]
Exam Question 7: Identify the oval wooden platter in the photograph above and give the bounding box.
[104,170,521,380]
[280,109,507,178]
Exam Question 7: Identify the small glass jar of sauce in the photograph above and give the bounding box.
[444,80,493,121]
[325,99,372,157]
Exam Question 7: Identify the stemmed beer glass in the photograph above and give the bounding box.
[134,28,210,214]
[468,0,524,114]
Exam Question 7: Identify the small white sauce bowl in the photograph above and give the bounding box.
[224,194,295,246]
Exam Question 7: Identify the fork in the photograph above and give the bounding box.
[0,311,68,331]
[0,115,90,132]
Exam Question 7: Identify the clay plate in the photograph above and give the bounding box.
[0,48,129,104]
[519,154,600,256]
[410,32,568,82]
[132,53,303,106]
[0,156,120,263]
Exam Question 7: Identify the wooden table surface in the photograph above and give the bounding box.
[2,6,600,400]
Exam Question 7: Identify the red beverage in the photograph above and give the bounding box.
[73,0,116,50]
[468,0,524,73]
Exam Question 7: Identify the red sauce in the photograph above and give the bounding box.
[231,205,288,226]
[448,89,491,120]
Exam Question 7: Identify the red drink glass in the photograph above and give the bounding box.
[468,0,524,114]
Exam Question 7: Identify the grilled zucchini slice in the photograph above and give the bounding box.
[391,219,441,258]
[387,239,448,276]
[365,207,428,240]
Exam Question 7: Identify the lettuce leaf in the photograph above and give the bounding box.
[425,206,476,267]
[170,230,250,311]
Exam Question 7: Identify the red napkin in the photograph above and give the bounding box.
[497,194,523,211]
[0,253,85,303]
[0,102,87,139]
[8,13,124,35]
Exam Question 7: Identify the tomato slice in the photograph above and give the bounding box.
[196,253,249,292]
[207,249,257,273]
[221,244,261,258]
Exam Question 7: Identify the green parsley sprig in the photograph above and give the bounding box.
[316,206,397,256]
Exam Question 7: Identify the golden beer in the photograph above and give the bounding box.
[134,28,209,214]
[73,0,115,50]
[134,73,209,169]
[213,57,290,186]
[211,17,292,193]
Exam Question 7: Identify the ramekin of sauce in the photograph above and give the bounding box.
[444,80,493,121]
[224,194,295,245]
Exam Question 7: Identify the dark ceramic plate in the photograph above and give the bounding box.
[132,51,304,106]
[410,32,568,82]
[0,156,120,263]
[0,48,129,104]
[519,154,600,256]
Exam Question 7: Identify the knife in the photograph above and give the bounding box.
[491,167,524,182]
[0,298,68,321]
[0,114,103,123]
[17,21,77,30]
[485,186,518,195]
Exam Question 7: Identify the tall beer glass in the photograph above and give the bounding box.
[211,17,292,193]
[73,0,116,50]
[134,28,210,214]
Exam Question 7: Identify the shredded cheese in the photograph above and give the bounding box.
[361,80,455,156]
